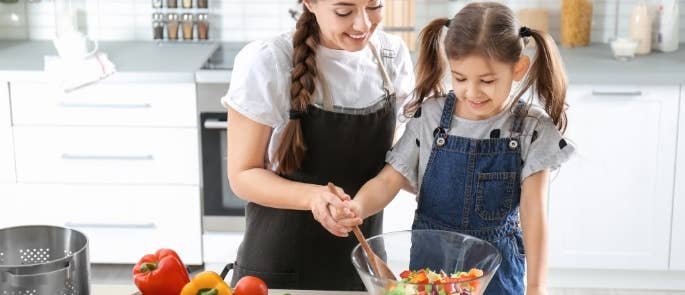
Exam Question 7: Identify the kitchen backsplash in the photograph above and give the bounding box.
[0,0,684,44]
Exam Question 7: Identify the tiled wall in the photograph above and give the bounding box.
[1,0,684,44]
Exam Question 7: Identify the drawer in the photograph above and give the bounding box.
[8,184,202,264]
[14,126,199,185]
[11,82,197,127]
[0,127,15,183]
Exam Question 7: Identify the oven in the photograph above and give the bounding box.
[196,77,246,233]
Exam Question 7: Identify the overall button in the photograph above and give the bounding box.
[436,137,446,146]
[508,139,519,150]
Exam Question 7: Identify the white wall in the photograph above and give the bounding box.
[1,0,684,43]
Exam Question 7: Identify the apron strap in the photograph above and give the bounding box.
[368,42,395,98]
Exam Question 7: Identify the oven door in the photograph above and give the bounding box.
[201,112,247,217]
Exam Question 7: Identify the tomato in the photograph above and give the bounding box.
[233,276,268,295]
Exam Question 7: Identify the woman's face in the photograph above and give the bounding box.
[304,0,384,52]
[449,54,529,120]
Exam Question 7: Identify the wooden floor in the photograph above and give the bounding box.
[93,264,685,295]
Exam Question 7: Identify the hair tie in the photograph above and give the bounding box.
[444,19,451,28]
[288,109,306,120]
[519,26,533,38]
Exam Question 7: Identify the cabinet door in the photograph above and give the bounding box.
[10,184,202,264]
[0,81,15,183]
[672,86,685,271]
[549,85,679,270]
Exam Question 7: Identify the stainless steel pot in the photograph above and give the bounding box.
[0,225,90,295]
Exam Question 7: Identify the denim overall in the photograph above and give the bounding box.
[412,91,527,294]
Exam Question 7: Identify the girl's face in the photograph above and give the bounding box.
[449,54,529,120]
[304,0,384,52]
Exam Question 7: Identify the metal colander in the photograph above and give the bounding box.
[0,225,90,295]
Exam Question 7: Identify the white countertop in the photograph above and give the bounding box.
[93,284,366,295]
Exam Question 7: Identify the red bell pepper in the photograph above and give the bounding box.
[133,248,190,295]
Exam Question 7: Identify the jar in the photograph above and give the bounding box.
[197,0,207,9]
[152,0,162,9]
[182,13,194,40]
[561,0,593,47]
[197,13,209,40]
[182,0,192,9]
[629,0,651,54]
[166,0,177,9]
[167,13,179,40]
[515,0,549,33]
[152,13,164,40]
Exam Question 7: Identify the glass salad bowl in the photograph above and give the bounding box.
[351,230,502,295]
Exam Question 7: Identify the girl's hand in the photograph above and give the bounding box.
[310,184,355,237]
[329,199,363,228]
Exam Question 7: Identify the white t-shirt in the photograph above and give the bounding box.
[222,30,415,167]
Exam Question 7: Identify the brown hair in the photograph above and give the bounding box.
[407,2,568,133]
[275,0,320,174]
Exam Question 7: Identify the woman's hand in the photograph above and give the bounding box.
[310,184,358,237]
[329,199,363,229]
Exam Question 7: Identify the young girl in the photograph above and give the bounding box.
[334,2,575,294]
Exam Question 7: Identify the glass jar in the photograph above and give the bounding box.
[152,13,164,40]
[197,13,209,40]
[166,0,177,9]
[197,0,207,9]
[167,13,180,40]
[182,0,192,9]
[152,0,162,9]
[182,13,194,40]
[515,0,549,34]
[561,0,594,47]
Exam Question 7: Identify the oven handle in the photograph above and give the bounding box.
[204,119,228,130]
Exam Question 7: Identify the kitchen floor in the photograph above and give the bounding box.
[91,265,685,295]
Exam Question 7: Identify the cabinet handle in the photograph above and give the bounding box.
[61,154,154,161]
[591,90,643,97]
[58,102,152,109]
[65,222,156,229]
[203,119,227,130]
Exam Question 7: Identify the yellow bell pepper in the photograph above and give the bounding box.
[180,271,232,295]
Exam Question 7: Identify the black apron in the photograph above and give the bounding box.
[229,42,397,291]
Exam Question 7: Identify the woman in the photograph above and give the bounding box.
[222,0,414,291]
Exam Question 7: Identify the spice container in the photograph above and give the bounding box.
[166,0,177,9]
[167,13,180,40]
[152,0,162,9]
[561,0,593,47]
[152,13,164,40]
[182,13,194,40]
[197,0,207,9]
[182,0,192,9]
[197,13,209,40]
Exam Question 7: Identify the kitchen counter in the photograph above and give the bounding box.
[0,41,219,83]
[93,284,366,295]
[0,40,684,85]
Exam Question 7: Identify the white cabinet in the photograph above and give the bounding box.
[13,127,198,185]
[0,81,15,183]
[672,86,685,271]
[7,184,202,264]
[11,83,197,127]
[549,85,679,270]
[7,81,202,264]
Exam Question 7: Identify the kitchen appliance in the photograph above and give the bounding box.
[0,225,90,295]
[351,230,501,295]
[196,46,249,233]
[52,0,98,62]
